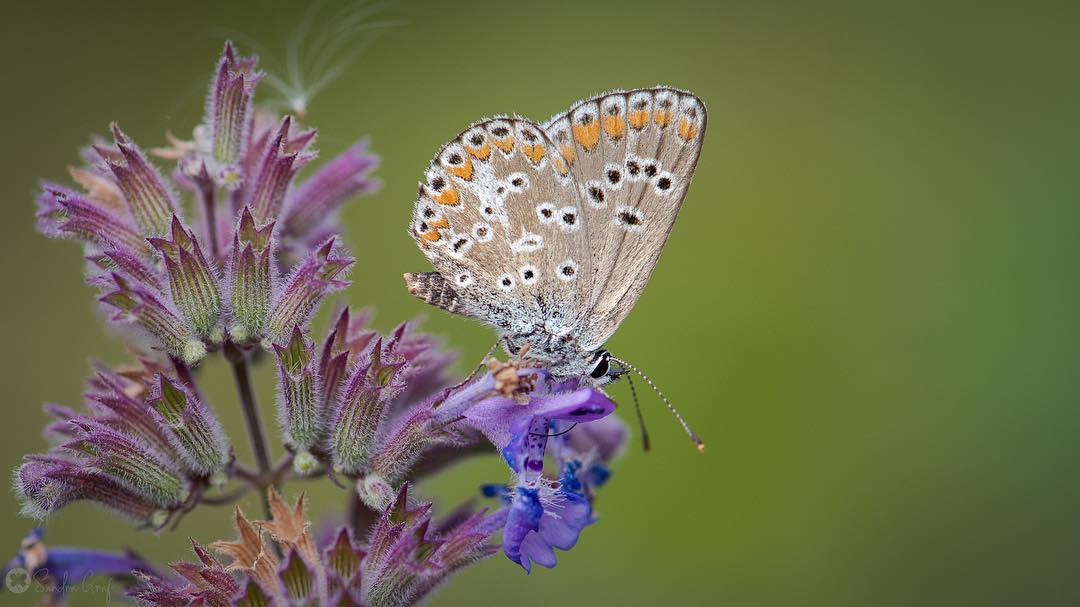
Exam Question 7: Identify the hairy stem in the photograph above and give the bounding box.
[225,341,274,519]
[199,178,219,258]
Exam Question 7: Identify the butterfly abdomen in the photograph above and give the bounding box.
[404,272,468,315]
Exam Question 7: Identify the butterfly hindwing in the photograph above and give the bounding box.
[408,117,590,335]
[543,87,706,350]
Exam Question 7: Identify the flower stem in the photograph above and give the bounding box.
[198,178,219,258]
[225,341,274,519]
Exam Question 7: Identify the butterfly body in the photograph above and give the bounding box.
[405,87,706,382]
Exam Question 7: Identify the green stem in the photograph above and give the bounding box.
[225,341,274,519]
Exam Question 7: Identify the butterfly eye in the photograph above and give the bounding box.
[589,350,611,379]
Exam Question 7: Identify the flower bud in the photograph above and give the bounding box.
[148,216,222,341]
[273,326,322,452]
[147,374,230,478]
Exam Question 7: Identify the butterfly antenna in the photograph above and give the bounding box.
[611,356,704,453]
[625,372,652,453]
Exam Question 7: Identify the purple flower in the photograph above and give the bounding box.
[225,206,276,344]
[148,216,223,342]
[206,42,262,171]
[267,236,353,342]
[130,541,241,606]
[146,374,230,480]
[98,124,180,237]
[437,366,624,572]
[15,364,231,524]
[329,335,406,475]
[318,307,377,417]
[273,325,322,459]
[15,455,161,522]
[129,485,500,606]
[98,272,206,365]
[245,116,317,225]
[448,372,616,459]
[36,184,147,255]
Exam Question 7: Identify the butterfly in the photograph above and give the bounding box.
[403,88,705,447]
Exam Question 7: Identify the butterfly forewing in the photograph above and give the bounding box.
[543,87,706,350]
[408,117,592,336]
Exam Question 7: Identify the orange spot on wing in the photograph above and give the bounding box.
[430,216,450,229]
[523,143,546,165]
[433,188,460,206]
[628,110,650,130]
[466,143,491,161]
[553,156,569,176]
[447,158,474,181]
[494,137,515,153]
[603,115,626,139]
[677,118,698,141]
[559,143,576,164]
[419,230,441,242]
[654,109,672,127]
[572,122,600,150]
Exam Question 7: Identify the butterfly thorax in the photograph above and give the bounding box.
[503,329,597,380]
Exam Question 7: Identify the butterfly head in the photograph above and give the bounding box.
[588,349,617,385]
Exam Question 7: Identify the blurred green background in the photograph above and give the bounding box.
[3,0,1080,605]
